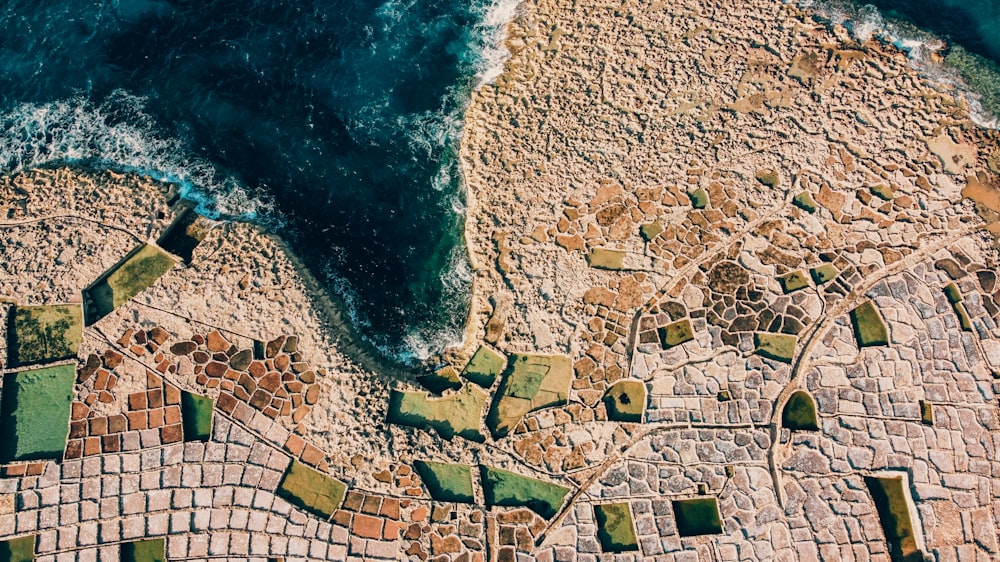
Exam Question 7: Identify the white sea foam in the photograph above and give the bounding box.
[363,0,519,361]
[0,89,271,218]
[794,0,1000,129]
[470,0,521,87]
[404,0,518,359]
[397,0,520,161]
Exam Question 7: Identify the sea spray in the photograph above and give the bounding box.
[468,0,522,87]
[796,0,1000,129]
[0,0,521,365]
[0,91,267,219]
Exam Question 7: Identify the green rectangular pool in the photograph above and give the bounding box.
[0,365,76,463]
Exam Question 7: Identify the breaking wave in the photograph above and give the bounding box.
[0,91,266,219]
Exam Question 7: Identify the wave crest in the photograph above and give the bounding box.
[0,90,270,218]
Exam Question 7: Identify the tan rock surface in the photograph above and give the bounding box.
[3,0,1000,559]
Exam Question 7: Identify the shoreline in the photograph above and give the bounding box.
[801,0,1000,129]
[4,0,1000,559]
[14,0,999,378]
[264,232,416,382]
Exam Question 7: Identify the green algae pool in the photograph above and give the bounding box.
[181,391,214,442]
[793,191,817,213]
[594,503,639,552]
[0,365,75,463]
[602,380,646,423]
[850,301,889,347]
[689,187,709,209]
[658,319,694,349]
[387,385,487,442]
[782,390,819,431]
[673,497,723,537]
[8,305,82,367]
[277,460,347,519]
[753,332,797,363]
[461,345,506,388]
[0,535,35,562]
[85,244,175,324]
[121,538,165,562]
[778,270,809,294]
[480,465,569,519]
[486,354,571,439]
[414,460,475,503]
[865,475,924,562]
[810,264,839,284]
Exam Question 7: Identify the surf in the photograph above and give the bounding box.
[796,0,1000,129]
[0,0,520,365]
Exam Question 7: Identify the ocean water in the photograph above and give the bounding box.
[0,0,517,362]
[805,0,1000,125]
[2,1,997,366]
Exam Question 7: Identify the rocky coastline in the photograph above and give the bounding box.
[1,0,1000,560]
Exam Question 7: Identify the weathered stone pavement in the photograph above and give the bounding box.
[3,0,1000,559]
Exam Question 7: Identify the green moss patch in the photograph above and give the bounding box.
[639,222,664,242]
[486,354,571,439]
[388,385,487,442]
[414,461,475,503]
[658,319,694,349]
[417,367,462,394]
[0,365,75,463]
[462,346,506,388]
[782,391,819,431]
[919,400,934,426]
[85,244,176,324]
[755,169,781,188]
[673,498,723,537]
[480,465,569,519]
[602,381,646,423]
[689,187,709,209]
[587,248,626,270]
[793,191,817,212]
[181,391,213,442]
[865,475,924,562]
[870,184,895,201]
[753,332,797,363]
[810,264,839,285]
[121,538,165,562]
[778,271,809,294]
[0,535,35,562]
[277,460,347,519]
[943,283,963,304]
[8,305,82,367]
[850,301,889,347]
[594,503,639,553]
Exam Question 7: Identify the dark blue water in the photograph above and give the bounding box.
[0,0,514,362]
[1,1,996,365]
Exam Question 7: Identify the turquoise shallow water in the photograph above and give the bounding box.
[0,0,516,362]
